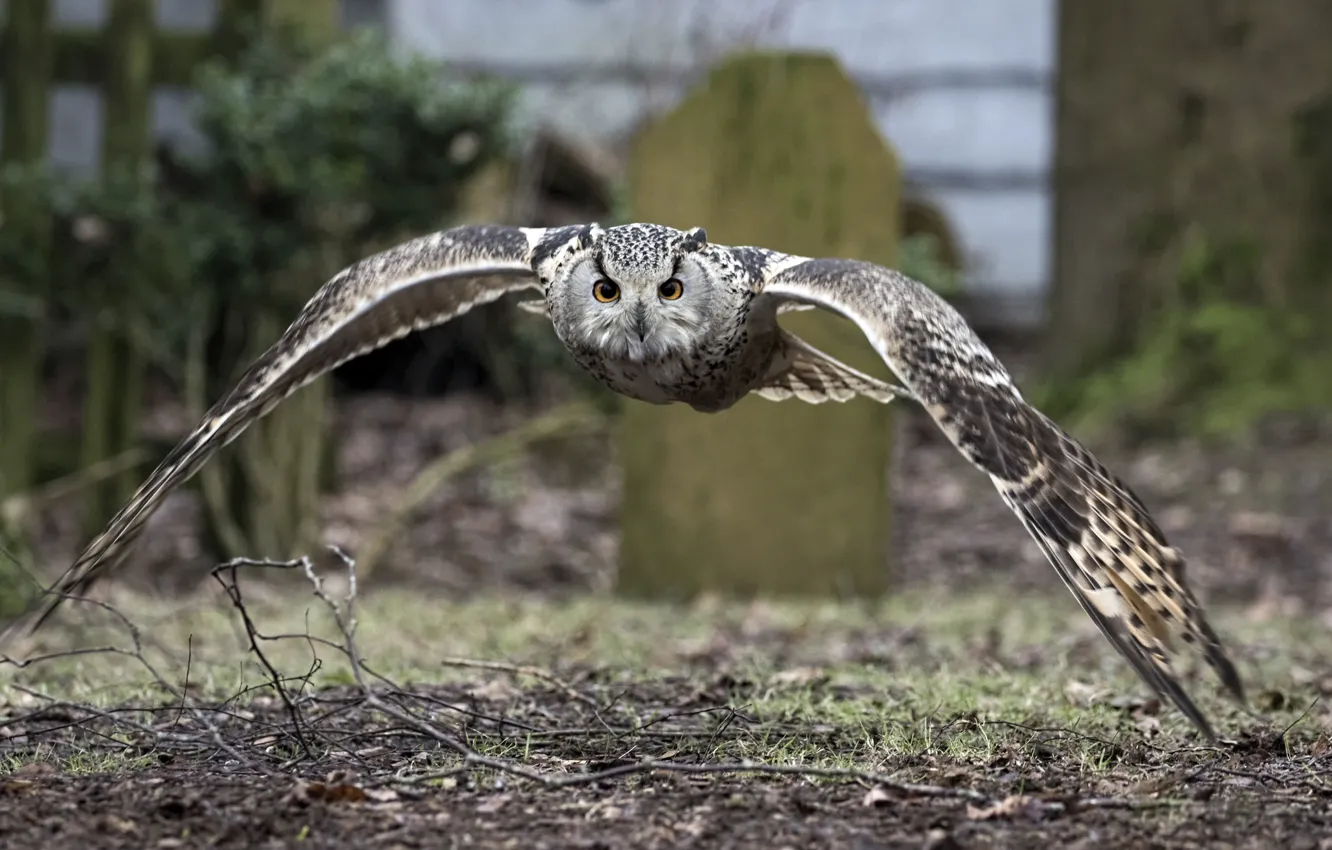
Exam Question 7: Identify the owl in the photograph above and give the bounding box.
[6,222,1245,740]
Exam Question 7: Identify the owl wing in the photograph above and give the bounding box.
[752,249,1244,740]
[6,223,585,640]
[752,329,908,405]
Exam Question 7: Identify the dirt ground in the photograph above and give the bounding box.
[3,671,1332,850]
[5,760,1330,850]
[4,575,1332,850]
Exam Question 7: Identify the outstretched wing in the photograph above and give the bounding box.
[7,223,580,640]
[752,329,907,405]
[754,249,1244,740]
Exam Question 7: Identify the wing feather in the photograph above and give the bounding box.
[752,329,908,405]
[758,252,1244,740]
[6,223,571,639]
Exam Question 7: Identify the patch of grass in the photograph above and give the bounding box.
[3,577,1329,786]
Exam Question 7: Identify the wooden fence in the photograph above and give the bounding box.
[0,0,338,572]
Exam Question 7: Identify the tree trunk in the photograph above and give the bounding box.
[0,0,54,603]
[1047,1,1332,435]
[0,0,53,501]
[197,0,340,564]
[80,0,154,537]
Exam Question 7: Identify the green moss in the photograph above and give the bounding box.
[1032,227,1332,441]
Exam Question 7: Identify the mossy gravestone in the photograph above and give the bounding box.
[619,52,901,600]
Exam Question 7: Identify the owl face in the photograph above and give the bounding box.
[545,223,723,363]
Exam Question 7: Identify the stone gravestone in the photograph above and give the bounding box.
[618,52,902,600]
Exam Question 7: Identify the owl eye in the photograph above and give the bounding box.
[593,279,620,303]
[658,278,684,300]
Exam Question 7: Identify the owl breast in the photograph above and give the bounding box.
[570,327,777,413]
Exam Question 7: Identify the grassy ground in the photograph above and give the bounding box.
[1,572,1330,848]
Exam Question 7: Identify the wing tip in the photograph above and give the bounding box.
[1210,648,1247,707]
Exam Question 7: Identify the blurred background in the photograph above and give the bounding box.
[1,0,1330,623]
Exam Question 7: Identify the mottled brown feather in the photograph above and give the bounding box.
[761,254,1244,739]
[5,225,548,640]
[753,330,906,405]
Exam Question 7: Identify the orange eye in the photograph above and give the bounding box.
[593,279,620,303]
[658,278,684,300]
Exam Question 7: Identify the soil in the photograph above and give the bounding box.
[4,762,1329,850]
[3,674,1331,850]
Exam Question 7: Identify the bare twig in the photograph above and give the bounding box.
[211,557,317,761]
[438,657,602,710]
[0,587,282,778]
[0,447,148,522]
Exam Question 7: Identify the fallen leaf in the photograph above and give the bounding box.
[1312,735,1332,757]
[287,780,368,805]
[922,829,965,850]
[1130,769,1187,796]
[771,667,828,688]
[1063,680,1107,707]
[966,794,1047,822]
[477,793,510,813]
[1134,713,1162,736]
[467,678,522,702]
[862,786,894,807]
[587,803,624,820]
[96,815,138,835]
[323,784,368,803]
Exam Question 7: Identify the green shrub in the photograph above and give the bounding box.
[159,28,520,562]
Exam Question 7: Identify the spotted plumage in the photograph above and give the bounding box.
[5,222,1243,739]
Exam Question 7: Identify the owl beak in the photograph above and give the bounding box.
[630,300,649,342]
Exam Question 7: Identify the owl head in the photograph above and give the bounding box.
[540,222,732,363]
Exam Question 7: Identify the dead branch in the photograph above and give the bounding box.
[0,587,282,778]
[438,656,602,710]
[0,447,149,524]
[210,557,317,762]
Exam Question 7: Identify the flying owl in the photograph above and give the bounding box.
[7,222,1244,739]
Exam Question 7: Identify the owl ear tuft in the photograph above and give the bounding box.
[681,227,708,252]
[577,223,605,251]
